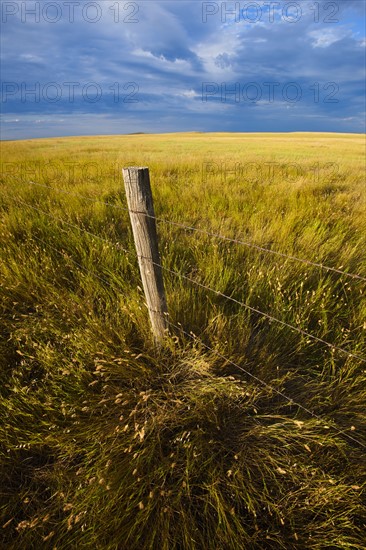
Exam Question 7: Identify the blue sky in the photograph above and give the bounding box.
[1,0,365,139]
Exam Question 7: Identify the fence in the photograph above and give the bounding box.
[7,168,366,448]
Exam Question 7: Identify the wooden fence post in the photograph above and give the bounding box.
[122,167,168,345]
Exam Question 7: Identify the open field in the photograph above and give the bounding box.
[1,132,366,549]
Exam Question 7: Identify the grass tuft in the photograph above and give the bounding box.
[1,133,365,548]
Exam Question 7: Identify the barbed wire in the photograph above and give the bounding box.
[166,320,365,449]
[32,232,128,291]
[152,218,366,282]
[24,180,366,282]
[11,197,366,364]
[16,229,366,449]
[12,197,130,254]
[149,259,366,363]
[26,180,131,213]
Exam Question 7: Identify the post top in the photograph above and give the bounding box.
[122,166,149,171]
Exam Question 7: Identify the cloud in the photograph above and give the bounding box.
[309,27,353,48]
[214,53,233,69]
[0,0,365,138]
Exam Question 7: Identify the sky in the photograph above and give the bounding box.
[1,0,365,139]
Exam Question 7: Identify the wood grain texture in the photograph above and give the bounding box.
[122,167,168,344]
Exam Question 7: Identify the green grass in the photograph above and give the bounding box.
[0,132,365,549]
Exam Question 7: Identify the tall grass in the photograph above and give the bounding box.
[0,133,365,549]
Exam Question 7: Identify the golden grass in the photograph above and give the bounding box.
[0,132,365,549]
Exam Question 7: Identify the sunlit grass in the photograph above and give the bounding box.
[0,132,365,549]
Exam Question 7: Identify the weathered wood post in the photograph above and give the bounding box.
[122,167,168,345]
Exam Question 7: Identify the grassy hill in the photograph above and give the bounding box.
[1,132,365,549]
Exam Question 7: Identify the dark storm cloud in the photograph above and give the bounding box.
[0,0,365,138]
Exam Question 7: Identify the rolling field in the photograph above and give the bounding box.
[1,132,366,549]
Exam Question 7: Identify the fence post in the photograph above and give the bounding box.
[122,167,168,345]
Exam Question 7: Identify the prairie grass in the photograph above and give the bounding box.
[0,132,365,549]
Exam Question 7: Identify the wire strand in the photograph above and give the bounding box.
[25,232,366,450]
[25,180,366,282]
[32,233,128,290]
[12,197,130,254]
[144,258,366,363]
[11,197,366,364]
[166,320,365,449]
